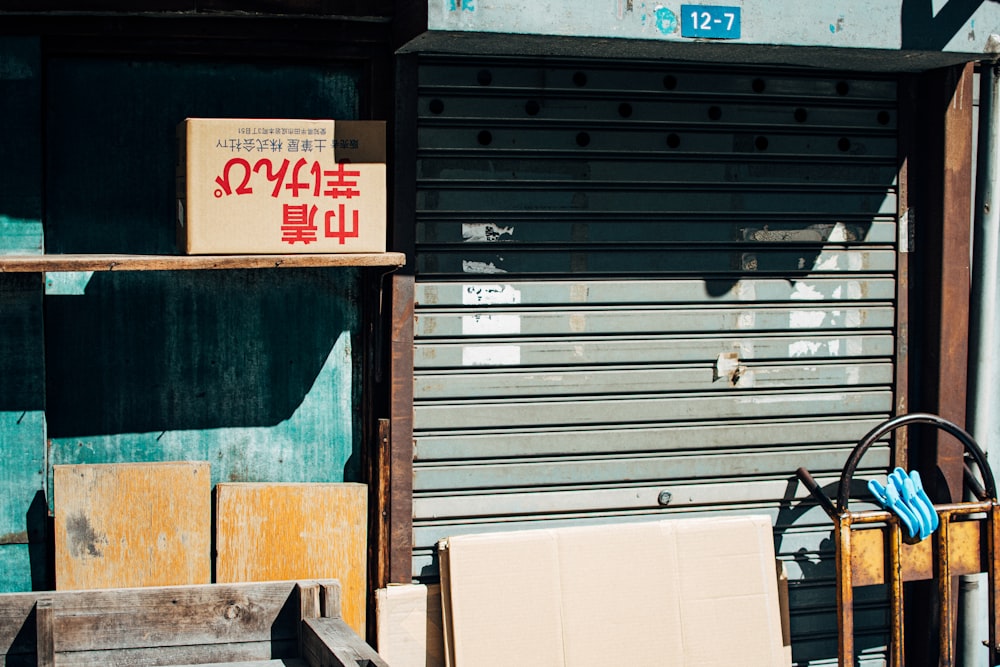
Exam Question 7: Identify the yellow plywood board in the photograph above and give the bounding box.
[215,482,368,635]
[53,461,211,590]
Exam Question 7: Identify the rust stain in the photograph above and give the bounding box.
[0,531,28,545]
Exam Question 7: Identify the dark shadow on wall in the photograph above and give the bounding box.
[45,57,361,255]
[43,267,356,437]
[901,0,986,51]
[774,475,891,661]
[0,274,44,413]
[39,55,366,454]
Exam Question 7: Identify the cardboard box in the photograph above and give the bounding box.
[438,515,788,667]
[376,583,446,667]
[177,118,386,254]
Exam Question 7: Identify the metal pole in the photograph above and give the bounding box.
[961,58,1000,667]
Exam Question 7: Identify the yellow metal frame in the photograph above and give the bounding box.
[797,413,999,667]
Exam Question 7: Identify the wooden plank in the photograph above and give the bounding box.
[0,253,406,272]
[215,483,368,636]
[171,661,307,667]
[0,592,37,657]
[53,640,297,667]
[301,617,390,667]
[53,462,211,590]
[320,581,343,621]
[34,599,53,667]
[45,581,301,651]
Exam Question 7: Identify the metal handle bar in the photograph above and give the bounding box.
[834,412,995,513]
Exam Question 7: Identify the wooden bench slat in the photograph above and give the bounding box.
[53,640,298,667]
[0,593,43,651]
[50,581,303,651]
[0,579,378,667]
[169,660,308,667]
[302,617,390,667]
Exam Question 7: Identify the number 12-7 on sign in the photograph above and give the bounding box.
[680,5,741,39]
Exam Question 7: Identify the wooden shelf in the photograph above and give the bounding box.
[0,253,406,272]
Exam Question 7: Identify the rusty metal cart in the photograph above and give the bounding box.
[796,413,999,667]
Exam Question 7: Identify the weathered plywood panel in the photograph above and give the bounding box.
[215,483,367,636]
[53,462,211,590]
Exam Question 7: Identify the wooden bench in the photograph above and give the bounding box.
[0,579,389,667]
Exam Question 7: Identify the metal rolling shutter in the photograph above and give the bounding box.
[411,55,897,664]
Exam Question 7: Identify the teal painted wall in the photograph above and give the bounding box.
[0,38,46,593]
[0,45,368,591]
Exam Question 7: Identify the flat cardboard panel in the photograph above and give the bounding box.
[215,482,367,635]
[53,461,211,590]
[178,118,386,254]
[376,584,446,667]
[557,522,683,665]
[439,515,787,667]
[445,529,564,667]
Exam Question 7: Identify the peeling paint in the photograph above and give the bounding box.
[737,311,756,329]
[847,338,863,356]
[739,393,844,405]
[569,314,587,332]
[570,284,589,302]
[463,284,521,305]
[986,33,1000,54]
[735,280,756,301]
[463,345,521,366]
[462,222,514,242]
[462,260,507,274]
[462,314,521,335]
[827,222,849,242]
[714,352,740,381]
[790,311,826,329]
[790,282,824,301]
[814,255,841,271]
[789,340,823,357]
[714,352,750,387]
[45,271,94,295]
[654,6,678,34]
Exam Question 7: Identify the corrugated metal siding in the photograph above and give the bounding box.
[411,56,897,665]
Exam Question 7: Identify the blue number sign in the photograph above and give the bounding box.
[680,5,741,39]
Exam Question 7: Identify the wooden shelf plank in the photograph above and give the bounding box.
[0,253,406,272]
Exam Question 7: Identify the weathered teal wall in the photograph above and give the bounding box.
[0,45,367,591]
[0,38,46,593]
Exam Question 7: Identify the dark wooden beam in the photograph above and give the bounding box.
[387,52,417,585]
[903,61,974,667]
